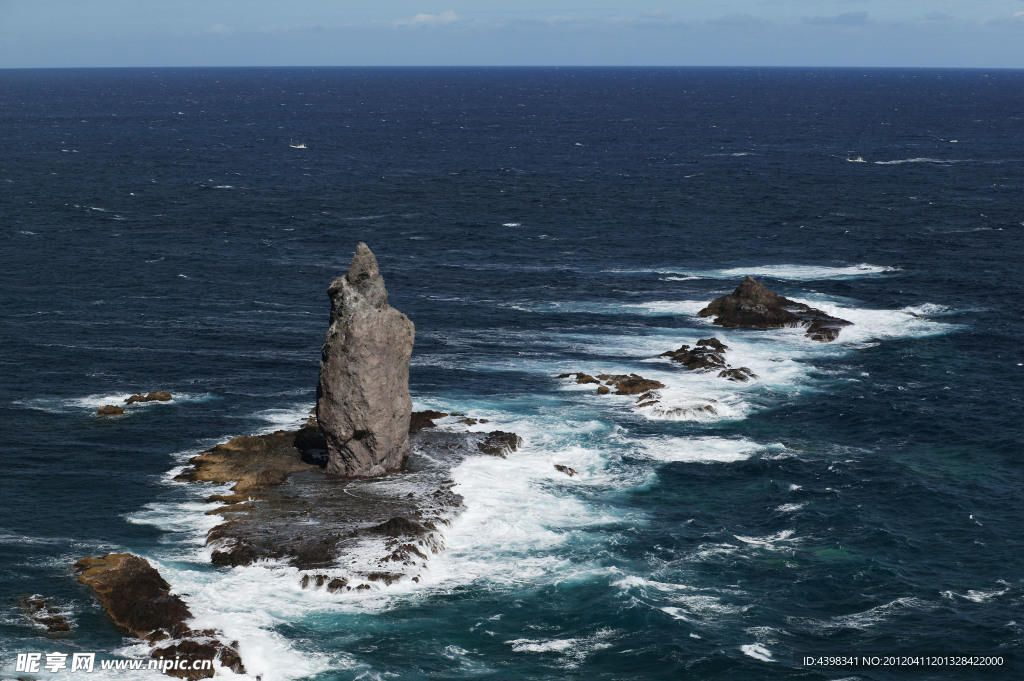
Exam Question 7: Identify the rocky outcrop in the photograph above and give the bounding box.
[174,423,324,494]
[317,243,415,476]
[170,417,486,581]
[74,554,192,643]
[697,276,851,341]
[74,553,244,679]
[477,431,523,457]
[603,374,666,395]
[557,372,600,385]
[718,367,757,382]
[409,410,448,433]
[21,596,71,633]
[97,405,125,416]
[661,337,757,382]
[125,391,173,405]
[558,372,670,414]
[558,372,666,396]
[661,338,729,371]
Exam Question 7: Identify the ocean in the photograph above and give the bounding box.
[1,66,1022,680]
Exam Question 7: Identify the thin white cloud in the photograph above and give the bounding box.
[802,11,869,26]
[257,23,334,34]
[604,11,676,28]
[206,23,234,35]
[708,14,771,27]
[399,10,460,27]
[986,11,1024,28]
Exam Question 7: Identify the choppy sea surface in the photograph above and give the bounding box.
[1,67,1022,680]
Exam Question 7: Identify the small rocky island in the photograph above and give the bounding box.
[660,337,757,382]
[74,243,521,678]
[698,275,851,341]
[97,390,175,416]
[557,276,853,418]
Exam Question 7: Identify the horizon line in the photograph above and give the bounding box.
[3,64,1024,72]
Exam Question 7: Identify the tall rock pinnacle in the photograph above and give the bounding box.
[317,243,415,476]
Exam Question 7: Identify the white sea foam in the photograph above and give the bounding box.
[741,643,775,662]
[942,586,1009,603]
[151,562,337,680]
[523,299,706,317]
[251,402,314,433]
[786,297,955,344]
[803,596,928,632]
[659,593,749,622]
[659,595,746,624]
[424,438,628,589]
[505,629,613,668]
[603,263,899,280]
[873,157,966,165]
[716,264,899,279]
[639,437,784,464]
[0,532,88,547]
[125,501,224,555]
[614,575,748,628]
[734,529,800,550]
[551,327,817,424]
[684,540,741,563]
[115,519,405,679]
[471,289,951,434]
[13,392,214,415]
[508,638,576,653]
[901,302,953,317]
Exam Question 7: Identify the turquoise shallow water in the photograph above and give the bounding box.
[1,67,1022,680]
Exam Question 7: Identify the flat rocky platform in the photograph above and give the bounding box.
[74,414,521,677]
[173,414,517,587]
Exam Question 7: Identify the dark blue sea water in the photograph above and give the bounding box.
[1,67,1023,680]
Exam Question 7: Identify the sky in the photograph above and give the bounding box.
[0,0,1022,69]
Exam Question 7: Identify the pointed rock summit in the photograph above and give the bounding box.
[698,276,852,341]
[317,243,415,476]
